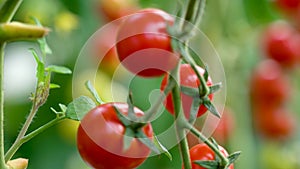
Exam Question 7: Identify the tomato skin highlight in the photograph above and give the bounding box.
[116,8,179,77]
[161,64,213,119]
[183,143,234,169]
[77,103,153,169]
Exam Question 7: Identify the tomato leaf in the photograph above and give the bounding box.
[113,106,131,127]
[187,44,204,67]
[66,96,96,121]
[123,128,135,151]
[227,151,241,164]
[209,83,222,94]
[50,83,60,89]
[85,80,103,105]
[46,65,72,74]
[181,86,199,97]
[203,99,220,118]
[30,48,45,83]
[203,65,209,82]
[135,131,160,154]
[153,135,172,160]
[189,98,201,122]
[193,160,219,169]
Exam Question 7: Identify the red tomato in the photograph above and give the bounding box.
[250,59,290,108]
[116,8,179,77]
[253,107,296,140]
[274,0,300,14]
[161,64,213,119]
[262,21,300,68]
[183,143,234,169]
[92,23,120,75]
[77,103,153,169]
[97,0,140,22]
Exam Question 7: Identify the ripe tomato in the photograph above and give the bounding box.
[262,21,300,68]
[253,106,296,140]
[96,0,140,22]
[274,0,300,14]
[116,8,179,77]
[161,64,213,119]
[210,108,235,145]
[183,143,234,169]
[92,23,120,75]
[250,59,290,108]
[77,103,153,169]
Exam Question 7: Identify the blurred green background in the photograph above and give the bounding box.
[3,0,300,168]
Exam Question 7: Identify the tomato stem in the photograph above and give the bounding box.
[186,122,229,168]
[5,115,66,162]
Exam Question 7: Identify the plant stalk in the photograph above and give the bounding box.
[5,115,66,162]
[0,42,7,169]
[0,0,24,23]
[170,62,192,169]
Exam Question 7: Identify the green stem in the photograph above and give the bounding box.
[184,0,197,23]
[187,122,229,168]
[0,0,24,23]
[0,42,7,169]
[0,22,49,42]
[171,62,192,169]
[5,115,66,162]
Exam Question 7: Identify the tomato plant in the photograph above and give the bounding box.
[77,103,153,169]
[96,0,140,22]
[261,21,300,68]
[250,59,290,108]
[161,64,213,119]
[116,8,179,77]
[184,143,234,169]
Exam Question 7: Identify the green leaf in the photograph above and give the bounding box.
[113,106,131,127]
[30,48,45,83]
[228,151,241,164]
[193,160,219,169]
[203,65,209,82]
[181,86,199,97]
[32,17,52,56]
[153,135,172,160]
[203,99,220,118]
[50,83,60,89]
[66,96,96,121]
[209,83,222,94]
[135,131,160,155]
[46,65,72,74]
[85,81,103,104]
[189,98,201,122]
[59,103,67,112]
[123,128,135,151]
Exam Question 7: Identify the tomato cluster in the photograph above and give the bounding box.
[81,5,236,169]
[251,2,300,141]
